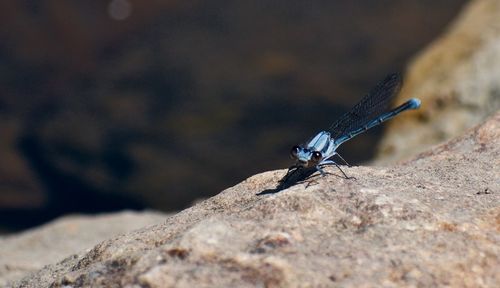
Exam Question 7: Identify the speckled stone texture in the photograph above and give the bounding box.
[0,211,167,287]
[11,112,499,287]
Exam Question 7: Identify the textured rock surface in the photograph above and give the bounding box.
[376,0,500,164]
[11,113,499,287]
[0,211,167,286]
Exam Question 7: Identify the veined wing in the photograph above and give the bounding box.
[328,73,402,140]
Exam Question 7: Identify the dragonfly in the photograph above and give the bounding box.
[286,73,421,180]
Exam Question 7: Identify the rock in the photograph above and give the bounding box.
[0,211,167,286]
[11,112,499,287]
[376,0,500,164]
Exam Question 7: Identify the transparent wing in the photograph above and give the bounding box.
[328,73,402,139]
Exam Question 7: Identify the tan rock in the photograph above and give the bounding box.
[0,211,167,286]
[11,112,499,287]
[376,0,500,164]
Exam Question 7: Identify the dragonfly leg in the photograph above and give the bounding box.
[334,152,352,167]
[316,166,327,176]
[320,160,353,179]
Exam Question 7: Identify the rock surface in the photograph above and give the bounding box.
[11,113,499,287]
[0,211,167,286]
[376,0,500,164]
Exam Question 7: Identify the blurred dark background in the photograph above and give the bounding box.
[0,0,467,233]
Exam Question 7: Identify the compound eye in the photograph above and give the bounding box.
[312,151,322,162]
[290,146,301,158]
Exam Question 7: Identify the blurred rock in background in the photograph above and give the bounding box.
[0,1,467,231]
[0,210,167,286]
[376,0,500,164]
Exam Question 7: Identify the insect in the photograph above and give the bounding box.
[287,73,420,179]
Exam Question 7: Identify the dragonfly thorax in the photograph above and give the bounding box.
[290,131,339,168]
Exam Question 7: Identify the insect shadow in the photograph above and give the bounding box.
[256,163,356,195]
[256,166,321,195]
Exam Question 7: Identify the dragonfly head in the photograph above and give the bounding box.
[290,145,323,168]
